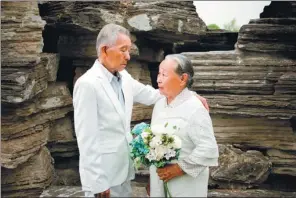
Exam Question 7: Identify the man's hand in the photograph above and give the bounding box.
[146,182,150,197]
[157,164,184,182]
[95,189,110,198]
[196,95,209,112]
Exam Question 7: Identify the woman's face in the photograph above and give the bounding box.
[157,59,186,99]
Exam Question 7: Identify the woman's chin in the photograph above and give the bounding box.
[159,89,166,96]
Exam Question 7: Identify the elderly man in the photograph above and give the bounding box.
[73,24,209,198]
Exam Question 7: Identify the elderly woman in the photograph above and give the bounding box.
[149,54,219,197]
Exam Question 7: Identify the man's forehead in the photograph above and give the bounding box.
[115,33,131,45]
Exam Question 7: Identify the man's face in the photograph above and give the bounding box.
[101,33,132,73]
[157,59,186,98]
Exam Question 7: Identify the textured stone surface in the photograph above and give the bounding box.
[260,1,296,18]
[1,147,55,197]
[2,83,73,140]
[210,145,271,188]
[40,184,296,197]
[1,2,45,57]
[205,95,296,120]
[174,31,238,53]
[236,18,296,57]
[1,2,48,104]
[182,51,296,95]
[1,123,50,169]
[267,149,296,176]
[127,1,206,42]
[2,53,59,104]
[39,1,206,43]
[212,115,296,151]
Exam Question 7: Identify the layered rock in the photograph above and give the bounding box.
[47,116,78,158]
[180,2,296,181]
[1,147,55,197]
[182,51,296,95]
[260,1,296,18]
[1,2,74,196]
[181,51,296,178]
[39,184,296,197]
[210,145,271,189]
[236,18,296,57]
[1,2,47,104]
[267,149,296,176]
[236,2,296,57]
[174,31,238,53]
[2,83,73,141]
[39,1,206,42]
[3,0,296,195]
[126,1,206,42]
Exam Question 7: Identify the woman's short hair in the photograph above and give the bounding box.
[96,23,130,56]
[165,54,194,88]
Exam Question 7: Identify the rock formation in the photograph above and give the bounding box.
[1,2,73,196]
[1,1,296,197]
[181,1,296,187]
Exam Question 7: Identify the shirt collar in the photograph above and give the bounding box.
[166,88,192,108]
[98,60,122,82]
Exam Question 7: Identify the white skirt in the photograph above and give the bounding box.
[149,165,209,197]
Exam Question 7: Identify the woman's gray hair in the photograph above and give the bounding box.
[96,23,130,56]
[165,54,194,88]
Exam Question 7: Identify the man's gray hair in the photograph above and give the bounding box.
[165,54,194,88]
[96,23,130,56]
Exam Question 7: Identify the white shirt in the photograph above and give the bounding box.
[151,88,219,177]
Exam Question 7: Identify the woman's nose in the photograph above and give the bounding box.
[124,51,130,61]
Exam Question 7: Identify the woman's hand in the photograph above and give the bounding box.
[157,164,184,182]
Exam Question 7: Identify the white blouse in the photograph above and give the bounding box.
[151,88,219,177]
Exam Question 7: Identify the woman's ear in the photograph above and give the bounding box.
[180,73,189,87]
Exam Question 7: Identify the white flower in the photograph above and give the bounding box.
[146,149,157,161]
[164,149,176,160]
[149,135,162,148]
[154,145,168,161]
[172,135,182,149]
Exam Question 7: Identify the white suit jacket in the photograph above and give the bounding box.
[73,60,160,194]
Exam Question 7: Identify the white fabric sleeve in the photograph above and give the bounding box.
[126,72,163,105]
[177,160,207,178]
[182,108,219,167]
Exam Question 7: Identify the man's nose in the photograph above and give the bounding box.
[157,76,161,84]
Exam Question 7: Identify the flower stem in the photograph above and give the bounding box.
[164,182,172,198]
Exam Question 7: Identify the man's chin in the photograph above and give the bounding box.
[119,65,126,71]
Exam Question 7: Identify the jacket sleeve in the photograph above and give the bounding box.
[73,79,109,194]
[182,108,219,168]
[126,71,163,105]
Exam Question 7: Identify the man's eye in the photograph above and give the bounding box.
[120,47,127,52]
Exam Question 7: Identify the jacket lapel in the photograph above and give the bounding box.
[91,61,126,129]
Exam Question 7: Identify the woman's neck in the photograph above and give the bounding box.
[166,88,184,104]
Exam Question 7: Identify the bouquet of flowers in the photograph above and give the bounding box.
[130,122,182,198]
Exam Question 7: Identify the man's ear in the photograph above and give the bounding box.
[100,46,108,57]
